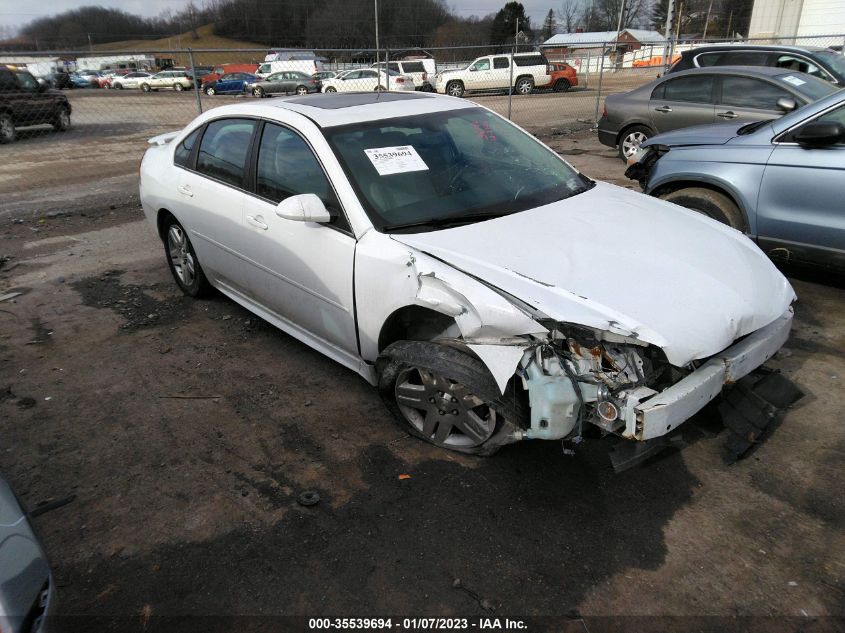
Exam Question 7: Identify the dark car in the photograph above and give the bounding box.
[45,71,72,90]
[203,72,258,95]
[668,44,845,85]
[598,66,836,159]
[247,70,321,97]
[0,66,72,143]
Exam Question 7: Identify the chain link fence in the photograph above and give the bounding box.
[1,34,844,215]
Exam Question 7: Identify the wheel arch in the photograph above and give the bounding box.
[377,305,460,354]
[649,178,752,232]
[156,208,178,242]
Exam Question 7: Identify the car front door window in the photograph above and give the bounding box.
[719,76,793,111]
[651,75,716,133]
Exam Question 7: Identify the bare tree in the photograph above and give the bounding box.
[557,0,580,33]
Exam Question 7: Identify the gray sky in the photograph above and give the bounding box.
[0,0,568,35]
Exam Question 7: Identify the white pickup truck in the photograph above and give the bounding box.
[434,52,551,98]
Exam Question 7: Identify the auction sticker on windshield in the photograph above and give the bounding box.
[364,146,429,176]
[781,75,806,86]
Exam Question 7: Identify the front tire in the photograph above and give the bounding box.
[515,76,534,95]
[205,86,216,95]
[659,187,747,231]
[377,341,526,455]
[295,85,308,95]
[446,80,464,98]
[253,86,265,97]
[163,217,211,297]
[618,124,652,160]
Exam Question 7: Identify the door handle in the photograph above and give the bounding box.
[717,111,738,119]
[246,214,268,230]
[654,105,672,113]
[177,184,193,197]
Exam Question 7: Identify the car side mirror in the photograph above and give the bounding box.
[276,194,332,223]
[793,121,844,147]
[469,67,477,72]
[776,97,797,113]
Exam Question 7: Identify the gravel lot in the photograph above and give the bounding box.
[0,91,843,632]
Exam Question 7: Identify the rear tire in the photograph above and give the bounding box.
[515,76,534,95]
[324,86,337,93]
[174,83,184,91]
[659,187,747,231]
[141,83,151,92]
[52,107,71,132]
[617,124,652,160]
[377,340,527,456]
[553,78,571,93]
[162,216,211,298]
[0,113,15,144]
[295,85,308,95]
[115,83,124,90]
[253,86,265,97]
[205,86,216,95]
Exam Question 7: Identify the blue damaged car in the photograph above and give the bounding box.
[626,88,845,271]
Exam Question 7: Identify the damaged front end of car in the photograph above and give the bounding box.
[473,304,795,470]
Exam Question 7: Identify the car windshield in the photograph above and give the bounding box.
[775,72,838,101]
[815,50,845,78]
[324,107,592,232]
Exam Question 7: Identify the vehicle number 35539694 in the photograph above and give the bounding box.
[308,618,475,629]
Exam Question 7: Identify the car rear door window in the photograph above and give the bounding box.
[718,51,771,67]
[662,75,715,103]
[695,52,723,67]
[196,119,257,188]
[720,76,793,110]
[493,57,509,69]
[174,127,202,168]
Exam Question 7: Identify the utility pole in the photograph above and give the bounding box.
[374,0,380,67]
[702,0,714,40]
[87,32,93,51]
[663,0,675,73]
[614,0,626,69]
[508,17,518,120]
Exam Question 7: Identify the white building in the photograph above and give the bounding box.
[0,56,73,77]
[748,0,845,38]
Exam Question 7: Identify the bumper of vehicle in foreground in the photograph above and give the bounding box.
[631,307,793,441]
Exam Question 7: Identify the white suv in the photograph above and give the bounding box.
[435,52,551,98]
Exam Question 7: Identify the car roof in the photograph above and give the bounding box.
[667,65,816,78]
[221,92,476,128]
[682,44,831,54]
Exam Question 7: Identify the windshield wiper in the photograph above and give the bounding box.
[737,120,768,135]
[383,211,512,232]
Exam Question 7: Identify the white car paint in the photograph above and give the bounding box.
[321,69,415,93]
[139,93,795,453]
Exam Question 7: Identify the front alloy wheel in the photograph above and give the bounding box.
[206,86,216,95]
[446,81,464,98]
[253,86,265,97]
[296,85,308,95]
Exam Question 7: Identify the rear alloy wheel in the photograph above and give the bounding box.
[446,80,464,98]
[324,86,337,93]
[295,85,308,95]
[378,341,526,455]
[52,108,71,132]
[115,83,124,90]
[163,217,210,297]
[618,125,652,160]
[253,86,265,97]
[0,113,15,144]
[141,83,151,92]
[553,78,571,93]
[205,86,216,95]
[659,187,747,232]
[515,76,534,95]
[174,83,184,91]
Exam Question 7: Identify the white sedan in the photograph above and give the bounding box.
[139,92,794,465]
[321,68,414,93]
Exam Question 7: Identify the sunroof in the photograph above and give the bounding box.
[285,92,433,109]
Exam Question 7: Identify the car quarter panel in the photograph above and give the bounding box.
[646,145,775,236]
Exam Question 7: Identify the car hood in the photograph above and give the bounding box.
[643,122,745,148]
[391,182,794,366]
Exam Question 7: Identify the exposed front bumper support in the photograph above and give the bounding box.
[630,308,793,441]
